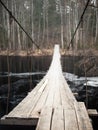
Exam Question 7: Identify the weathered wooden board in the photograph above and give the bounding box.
[64,109,78,130]
[51,107,64,130]
[74,102,93,130]
[88,109,98,117]
[0,115,38,125]
[36,107,52,130]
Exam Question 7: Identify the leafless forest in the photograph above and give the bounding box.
[0,0,98,52]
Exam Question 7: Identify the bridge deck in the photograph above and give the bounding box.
[0,45,93,130]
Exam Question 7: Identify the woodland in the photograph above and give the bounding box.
[0,1,98,126]
[0,0,98,52]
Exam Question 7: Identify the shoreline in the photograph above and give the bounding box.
[0,48,98,56]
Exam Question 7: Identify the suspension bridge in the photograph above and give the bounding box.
[0,45,93,130]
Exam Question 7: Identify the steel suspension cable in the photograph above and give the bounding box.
[0,0,41,50]
[68,0,91,49]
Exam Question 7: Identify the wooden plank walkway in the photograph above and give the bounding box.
[0,45,93,130]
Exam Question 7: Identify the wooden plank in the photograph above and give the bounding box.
[59,80,74,109]
[6,76,47,118]
[36,107,52,130]
[88,109,98,117]
[38,79,48,92]
[64,109,78,130]
[0,116,38,126]
[74,102,93,130]
[6,77,48,119]
[53,77,62,107]
[29,80,51,118]
[21,80,48,118]
[44,76,57,107]
[73,92,78,97]
[51,107,64,130]
[62,77,76,102]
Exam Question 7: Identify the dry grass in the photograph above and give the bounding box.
[0,48,98,56]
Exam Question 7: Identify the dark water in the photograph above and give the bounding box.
[0,55,82,74]
[0,55,52,73]
[0,55,98,130]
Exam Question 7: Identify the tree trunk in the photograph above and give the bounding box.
[95,1,98,45]
[12,0,15,50]
[7,1,11,50]
[46,9,49,46]
[60,7,64,49]
[31,0,35,50]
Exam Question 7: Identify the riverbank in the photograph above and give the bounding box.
[0,48,98,56]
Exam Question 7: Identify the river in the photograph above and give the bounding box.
[0,55,98,130]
